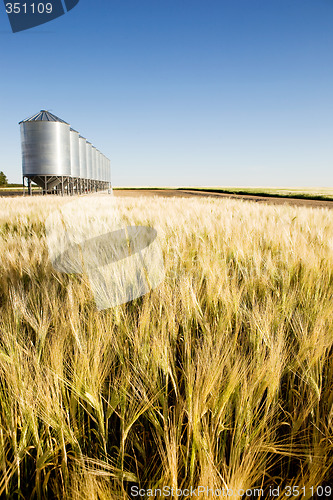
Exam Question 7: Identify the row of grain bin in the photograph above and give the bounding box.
[20,110,111,195]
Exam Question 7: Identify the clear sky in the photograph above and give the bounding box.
[0,0,332,187]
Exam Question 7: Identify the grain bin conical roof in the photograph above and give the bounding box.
[19,110,69,124]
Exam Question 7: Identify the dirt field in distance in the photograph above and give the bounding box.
[113,189,333,210]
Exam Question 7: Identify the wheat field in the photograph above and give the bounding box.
[0,195,333,499]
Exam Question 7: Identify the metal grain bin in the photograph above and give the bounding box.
[100,155,103,181]
[79,136,87,178]
[70,128,80,178]
[102,155,106,182]
[86,141,92,180]
[105,158,107,183]
[99,153,102,184]
[20,110,71,178]
[91,146,97,180]
[108,158,111,183]
[100,152,104,181]
[105,158,108,183]
[96,150,101,181]
[100,155,104,182]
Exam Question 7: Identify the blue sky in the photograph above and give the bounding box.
[0,0,332,187]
